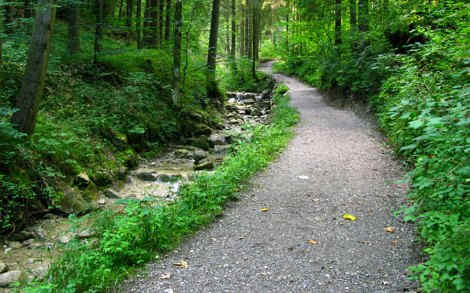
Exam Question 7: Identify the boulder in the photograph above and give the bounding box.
[194,159,214,171]
[58,187,94,215]
[193,149,209,162]
[209,133,226,146]
[104,189,120,199]
[74,172,91,189]
[188,136,212,150]
[0,263,8,274]
[31,263,49,280]
[9,230,35,242]
[136,172,158,182]
[0,271,23,288]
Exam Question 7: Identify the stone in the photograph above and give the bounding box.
[31,263,49,280]
[8,241,22,249]
[0,271,22,287]
[214,145,231,155]
[174,148,192,159]
[58,234,73,244]
[188,136,212,150]
[98,198,106,205]
[58,187,92,215]
[9,230,35,242]
[74,172,91,189]
[193,149,209,162]
[77,229,95,239]
[209,133,226,146]
[194,159,214,171]
[104,189,120,199]
[0,263,8,274]
[136,172,158,182]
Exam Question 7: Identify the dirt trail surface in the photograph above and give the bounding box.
[123,62,418,292]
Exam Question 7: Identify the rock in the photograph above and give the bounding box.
[31,263,49,280]
[192,124,213,136]
[188,136,212,150]
[31,226,46,239]
[9,230,35,242]
[0,263,8,274]
[8,241,23,249]
[156,174,171,182]
[0,271,22,287]
[77,229,95,239]
[193,149,209,162]
[117,167,128,180]
[104,189,120,199]
[58,187,93,215]
[174,148,192,159]
[91,170,113,187]
[194,159,214,171]
[214,145,231,155]
[98,198,106,205]
[23,239,35,247]
[74,172,91,189]
[136,172,158,182]
[209,133,226,146]
[58,234,73,244]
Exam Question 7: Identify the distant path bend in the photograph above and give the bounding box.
[124,62,418,292]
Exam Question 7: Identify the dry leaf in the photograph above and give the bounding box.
[385,226,396,233]
[160,273,171,280]
[307,240,318,245]
[342,214,357,221]
[298,175,310,180]
[173,260,188,269]
[260,208,269,212]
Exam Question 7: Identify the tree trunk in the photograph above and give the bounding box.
[11,0,56,135]
[159,0,164,45]
[67,4,80,54]
[206,0,221,104]
[126,0,133,45]
[350,0,357,34]
[94,0,104,63]
[251,0,257,79]
[335,0,342,46]
[358,0,368,32]
[231,0,236,61]
[136,0,142,48]
[172,0,182,105]
[118,0,124,18]
[144,0,152,46]
[164,0,171,41]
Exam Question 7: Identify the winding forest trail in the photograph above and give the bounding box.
[124,62,418,292]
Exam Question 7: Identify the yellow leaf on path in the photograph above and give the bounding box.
[307,240,318,245]
[385,226,396,233]
[342,214,357,221]
[260,208,269,212]
[173,260,188,269]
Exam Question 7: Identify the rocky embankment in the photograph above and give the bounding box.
[0,89,273,290]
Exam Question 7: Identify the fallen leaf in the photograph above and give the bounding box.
[298,175,310,180]
[173,260,188,269]
[384,226,396,233]
[307,240,318,245]
[160,273,171,280]
[342,214,357,221]
[260,208,269,212]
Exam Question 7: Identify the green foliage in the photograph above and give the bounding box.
[220,58,272,93]
[25,85,299,292]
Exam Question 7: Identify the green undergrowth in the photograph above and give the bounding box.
[25,84,299,292]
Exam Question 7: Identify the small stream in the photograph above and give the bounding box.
[0,90,273,289]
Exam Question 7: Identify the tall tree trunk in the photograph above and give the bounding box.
[335,0,342,46]
[206,0,221,105]
[251,0,257,79]
[94,0,104,63]
[159,0,164,45]
[230,0,236,60]
[350,0,357,34]
[172,0,182,105]
[164,0,171,41]
[11,0,56,135]
[382,0,388,23]
[240,4,245,57]
[126,0,133,45]
[136,0,142,48]
[24,0,32,18]
[358,0,368,32]
[67,4,80,54]
[144,0,152,46]
[118,0,124,18]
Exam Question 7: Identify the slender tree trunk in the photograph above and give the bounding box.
[231,0,236,60]
[126,0,133,45]
[159,0,164,45]
[24,0,32,18]
[11,0,56,135]
[358,0,368,32]
[286,1,289,53]
[164,0,171,41]
[118,0,124,18]
[240,4,245,57]
[136,0,142,48]
[172,0,182,105]
[350,0,357,34]
[144,0,152,46]
[206,0,221,105]
[67,4,80,54]
[382,0,388,23]
[251,0,257,79]
[94,0,104,63]
[335,0,342,46]
[247,2,252,59]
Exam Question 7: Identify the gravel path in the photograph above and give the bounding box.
[123,62,418,292]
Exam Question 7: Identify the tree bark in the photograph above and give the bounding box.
[350,0,357,34]
[231,0,236,60]
[206,0,221,104]
[358,0,368,32]
[126,0,133,45]
[11,0,56,135]
[159,0,164,45]
[164,0,171,41]
[172,0,182,105]
[67,4,80,54]
[335,0,342,46]
[136,0,142,48]
[94,0,104,63]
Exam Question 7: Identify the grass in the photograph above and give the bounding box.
[24,84,299,292]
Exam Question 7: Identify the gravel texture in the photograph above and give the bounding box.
[123,63,419,293]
